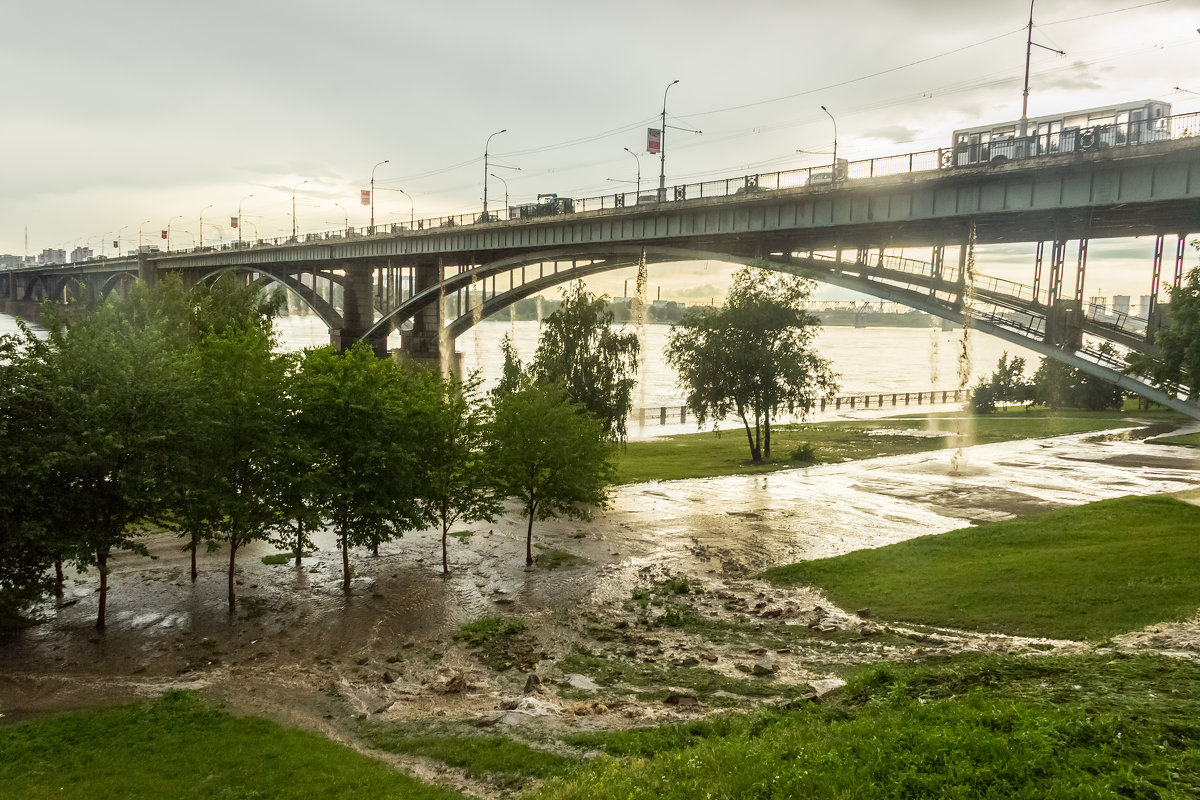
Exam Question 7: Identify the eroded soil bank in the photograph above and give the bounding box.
[2,426,1198,794]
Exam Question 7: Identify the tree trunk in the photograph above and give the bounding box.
[526,514,535,567]
[190,534,198,582]
[294,520,304,567]
[227,539,238,612]
[442,518,449,575]
[95,548,108,630]
[341,532,351,593]
[764,414,772,459]
[54,558,64,600]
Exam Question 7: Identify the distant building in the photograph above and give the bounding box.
[39,248,66,265]
[0,254,25,269]
[70,246,93,263]
[1112,295,1131,316]
[1139,294,1154,316]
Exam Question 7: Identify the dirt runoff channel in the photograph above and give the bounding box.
[1,425,1198,781]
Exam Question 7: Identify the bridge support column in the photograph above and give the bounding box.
[1073,238,1088,303]
[137,253,155,287]
[1033,241,1044,304]
[329,262,386,355]
[1173,233,1187,288]
[398,260,449,372]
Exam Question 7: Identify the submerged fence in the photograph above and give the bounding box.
[633,388,967,427]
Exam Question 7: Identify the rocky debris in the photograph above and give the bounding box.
[679,657,700,667]
[381,671,396,684]
[752,657,777,676]
[665,693,700,709]
[856,608,871,618]
[439,673,471,694]
[523,673,541,694]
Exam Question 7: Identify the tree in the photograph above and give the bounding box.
[38,284,194,629]
[665,267,838,462]
[527,282,640,442]
[189,323,292,610]
[489,382,613,567]
[0,326,59,609]
[168,274,287,583]
[971,352,1030,413]
[413,372,502,574]
[1030,347,1123,411]
[291,344,426,592]
[1132,264,1200,398]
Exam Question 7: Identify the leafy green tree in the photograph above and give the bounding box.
[412,372,502,575]
[190,324,292,610]
[489,382,613,567]
[526,282,641,442]
[168,274,287,583]
[291,345,426,592]
[38,285,194,629]
[1132,265,1200,398]
[665,267,838,462]
[1031,347,1123,411]
[0,326,59,609]
[971,352,1030,413]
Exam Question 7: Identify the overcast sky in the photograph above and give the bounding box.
[4,0,1199,301]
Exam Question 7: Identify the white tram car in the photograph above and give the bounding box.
[951,99,1171,166]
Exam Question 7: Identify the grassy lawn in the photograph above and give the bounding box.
[614,406,1184,483]
[537,653,1200,800]
[359,723,573,792]
[762,494,1200,641]
[0,691,465,800]
[1155,430,1200,447]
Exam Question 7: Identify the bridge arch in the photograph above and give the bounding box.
[197,266,345,330]
[366,244,1196,418]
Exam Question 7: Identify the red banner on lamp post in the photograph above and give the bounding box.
[361,190,371,206]
[647,128,662,155]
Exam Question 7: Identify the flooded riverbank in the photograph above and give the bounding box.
[2,423,1196,733]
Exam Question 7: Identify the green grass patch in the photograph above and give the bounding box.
[556,647,812,705]
[533,546,589,569]
[1155,431,1200,447]
[0,690,465,800]
[455,615,528,646]
[448,529,474,541]
[359,724,572,790]
[538,653,1200,800]
[454,615,539,671]
[763,494,1200,640]
[261,554,309,566]
[614,408,1181,483]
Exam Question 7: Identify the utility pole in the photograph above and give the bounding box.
[1019,0,1065,138]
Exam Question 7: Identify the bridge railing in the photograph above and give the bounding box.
[52,110,1200,265]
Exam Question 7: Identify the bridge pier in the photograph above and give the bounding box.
[329,262,387,355]
[398,260,448,371]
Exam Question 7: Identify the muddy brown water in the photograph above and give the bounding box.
[1,425,1197,727]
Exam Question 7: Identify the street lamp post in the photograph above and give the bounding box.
[116,225,128,256]
[624,147,642,196]
[237,194,253,245]
[199,204,213,247]
[137,219,151,250]
[100,232,109,260]
[483,128,506,222]
[165,215,182,251]
[291,180,308,240]
[398,189,414,229]
[370,159,389,233]
[333,201,349,230]
[820,105,838,183]
[489,173,509,219]
[658,79,679,200]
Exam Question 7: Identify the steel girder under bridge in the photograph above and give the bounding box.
[356,243,1197,419]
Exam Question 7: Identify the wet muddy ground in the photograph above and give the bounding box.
[1,425,1198,794]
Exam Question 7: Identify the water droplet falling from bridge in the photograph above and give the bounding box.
[951,228,978,474]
